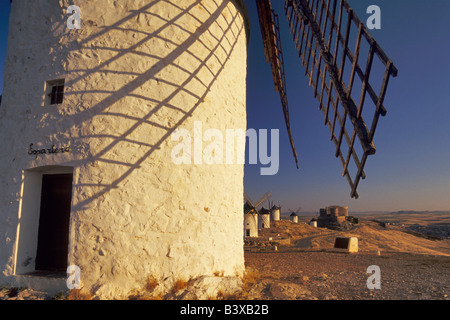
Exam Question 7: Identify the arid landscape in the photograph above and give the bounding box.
[243,211,450,300]
[1,211,449,300]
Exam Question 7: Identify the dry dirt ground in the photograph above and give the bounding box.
[243,218,450,300]
[1,217,449,300]
[244,249,449,300]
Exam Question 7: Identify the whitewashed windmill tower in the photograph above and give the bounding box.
[258,207,271,229]
[243,202,258,238]
[271,204,281,221]
[290,212,298,223]
[0,0,249,298]
[0,0,399,299]
[258,200,272,229]
[289,207,301,223]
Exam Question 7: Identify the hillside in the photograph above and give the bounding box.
[249,218,450,256]
[243,217,450,300]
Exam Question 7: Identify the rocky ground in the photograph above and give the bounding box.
[242,218,450,300]
[2,248,448,301]
[243,249,449,300]
[1,218,449,300]
[0,287,50,300]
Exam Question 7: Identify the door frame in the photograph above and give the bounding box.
[14,166,74,275]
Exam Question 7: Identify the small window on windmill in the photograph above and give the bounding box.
[45,79,65,105]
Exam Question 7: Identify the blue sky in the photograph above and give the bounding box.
[244,0,450,212]
[0,0,449,212]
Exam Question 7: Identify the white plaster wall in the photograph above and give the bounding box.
[0,0,249,299]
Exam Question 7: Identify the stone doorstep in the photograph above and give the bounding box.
[5,274,68,296]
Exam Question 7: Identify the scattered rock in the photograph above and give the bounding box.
[0,288,49,300]
[7,287,19,298]
[269,282,311,300]
[174,276,243,300]
[245,279,272,300]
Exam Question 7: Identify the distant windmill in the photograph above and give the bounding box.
[256,0,398,199]
[244,192,272,237]
[288,207,301,223]
[268,200,283,221]
[259,199,275,229]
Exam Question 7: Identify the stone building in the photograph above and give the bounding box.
[0,0,249,299]
[317,206,349,228]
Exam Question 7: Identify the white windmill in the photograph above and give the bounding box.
[271,203,282,221]
[244,192,271,237]
[288,207,302,223]
[258,200,273,229]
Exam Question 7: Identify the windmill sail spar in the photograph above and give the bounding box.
[244,191,272,210]
[256,0,299,169]
[284,0,397,199]
[257,0,397,199]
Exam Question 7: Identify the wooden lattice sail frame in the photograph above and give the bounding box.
[258,0,398,199]
[256,0,299,169]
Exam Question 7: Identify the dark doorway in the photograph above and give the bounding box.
[334,237,351,250]
[35,173,73,271]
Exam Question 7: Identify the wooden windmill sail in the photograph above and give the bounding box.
[288,207,301,222]
[256,0,398,199]
[256,0,299,169]
[288,207,302,215]
[244,191,272,211]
